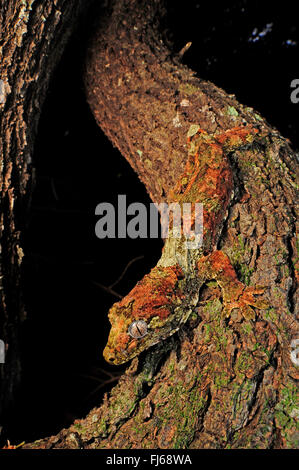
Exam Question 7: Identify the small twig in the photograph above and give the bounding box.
[50,177,59,201]
[78,368,122,402]
[91,281,123,299]
[92,255,144,299]
[178,41,192,58]
[79,367,118,382]
[109,255,144,288]
[85,376,121,400]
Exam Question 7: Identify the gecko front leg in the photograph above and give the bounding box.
[197,250,268,321]
[103,250,268,365]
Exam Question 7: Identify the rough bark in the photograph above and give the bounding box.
[0,0,93,433]
[2,0,298,449]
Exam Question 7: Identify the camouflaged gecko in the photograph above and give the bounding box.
[103,125,269,365]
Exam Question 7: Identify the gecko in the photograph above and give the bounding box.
[103,125,269,365]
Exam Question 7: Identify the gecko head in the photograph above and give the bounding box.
[103,265,185,365]
[102,297,175,365]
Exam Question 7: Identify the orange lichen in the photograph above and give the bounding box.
[169,127,241,249]
[215,125,258,148]
[117,264,184,321]
[115,333,131,353]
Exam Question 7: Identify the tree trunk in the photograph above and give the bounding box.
[0,0,93,435]
[2,0,299,449]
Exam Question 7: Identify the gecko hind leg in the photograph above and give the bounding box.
[197,250,268,321]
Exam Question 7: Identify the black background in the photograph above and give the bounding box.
[4,0,299,445]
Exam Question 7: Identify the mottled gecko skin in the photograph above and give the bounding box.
[103,264,186,364]
[170,126,257,251]
[103,126,268,365]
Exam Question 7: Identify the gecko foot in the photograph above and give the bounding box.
[222,284,269,321]
[197,251,269,321]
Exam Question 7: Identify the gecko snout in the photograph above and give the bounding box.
[103,345,116,364]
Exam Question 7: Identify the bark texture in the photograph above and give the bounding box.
[23,0,298,449]
[0,0,93,432]
[1,0,298,449]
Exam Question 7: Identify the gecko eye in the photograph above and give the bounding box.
[128,320,148,339]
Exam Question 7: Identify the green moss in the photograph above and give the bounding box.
[187,124,201,137]
[202,299,230,353]
[206,280,218,288]
[146,376,208,448]
[203,298,223,320]
[173,392,206,448]
[189,311,198,321]
[275,411,291,429]
[226,106,239,117]
[97,418,108,435]
[241,159,257,170]
[242,322,253,334]
[264,307,278,324]
[204,197,221,212]
[276,383,298,417]
[168,360,175,374]
[254,113,263,121]
[263,307,290,338]
[73,422,83,431]
[252,342,272,364]
[179,83,199,96]
[235,351,253,375]
[204,324,211,343]
[228,235,253,285]
[274,382,299,447]
[273,287,284,300]
[214,371,230,388]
